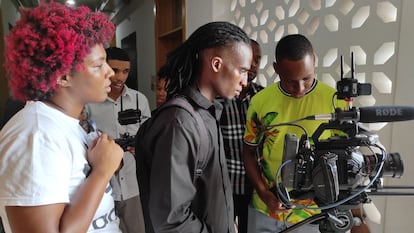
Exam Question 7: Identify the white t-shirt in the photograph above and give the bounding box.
[0,101,121,233]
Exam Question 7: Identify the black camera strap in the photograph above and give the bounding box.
[120,93,139,111]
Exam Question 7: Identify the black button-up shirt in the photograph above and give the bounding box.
[139,87,235,233]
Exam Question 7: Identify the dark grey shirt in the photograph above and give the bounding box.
[141,87,235,233]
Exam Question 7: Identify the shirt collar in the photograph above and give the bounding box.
[120,85,133,97]
[182,86,223,120]
[106,85,133,103]
[278,79,317,97]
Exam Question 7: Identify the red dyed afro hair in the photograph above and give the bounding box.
[4,1,115,101]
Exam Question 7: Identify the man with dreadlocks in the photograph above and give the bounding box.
[135,21,252,233]
[0,2,123,232]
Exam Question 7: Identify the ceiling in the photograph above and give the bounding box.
[10,0,130,18]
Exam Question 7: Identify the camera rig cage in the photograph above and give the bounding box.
[264,54,414,233]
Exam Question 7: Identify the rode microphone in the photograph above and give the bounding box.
[309,106,414,123]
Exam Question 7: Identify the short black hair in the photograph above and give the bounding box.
[275,34,314,62]
[105,47,130,62]
[250,38,259,46]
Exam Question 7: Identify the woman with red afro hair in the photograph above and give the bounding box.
[0,2,124,233]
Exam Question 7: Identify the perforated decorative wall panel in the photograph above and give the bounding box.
[230,0,401,111]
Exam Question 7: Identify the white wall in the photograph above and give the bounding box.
[1,0,20,35]
[186,0,232,37]
[370,1,414,232]
[186,0,212,37]
[115,0,156,110]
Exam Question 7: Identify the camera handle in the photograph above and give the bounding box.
[120,93,139,113]
[311,119,361,150]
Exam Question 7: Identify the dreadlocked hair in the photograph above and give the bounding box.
[4,1,115,101]
[157,21,250,99]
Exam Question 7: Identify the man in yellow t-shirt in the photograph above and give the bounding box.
[243,34,346,232]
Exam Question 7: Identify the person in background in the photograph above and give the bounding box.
[85,47,150,233]
[218,38,264,233]
[0,2,123,233]
[135,21,253,233]
[243,34,346,232]
[156,76,167,107]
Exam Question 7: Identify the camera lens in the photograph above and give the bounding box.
[382,152,404,178]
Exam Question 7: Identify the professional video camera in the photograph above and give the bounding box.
[115,94,142,151]
[272,55,413,232]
